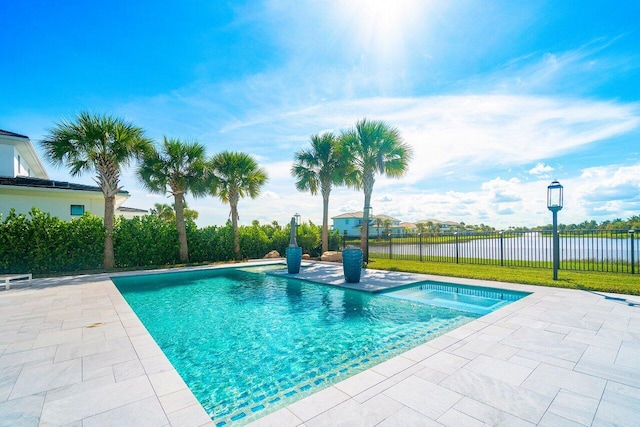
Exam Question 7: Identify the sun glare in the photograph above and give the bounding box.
[339,0,430,57]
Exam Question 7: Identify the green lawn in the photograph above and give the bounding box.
[368,257,640,295]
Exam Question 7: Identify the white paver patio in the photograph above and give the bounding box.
[0,261,639,426]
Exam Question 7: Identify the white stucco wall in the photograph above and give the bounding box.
[0,186,121,220]
[0,144,13,177]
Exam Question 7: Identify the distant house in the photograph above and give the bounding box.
[0,129,146,220]
[332,212,403,236]
[417,219,461,234]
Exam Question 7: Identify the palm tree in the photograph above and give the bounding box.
[209,151,268,260]
[340,118,413,262]
[41,112,152,268]
[291,132,348,254]
[375,216,384,239]
[151,203,175,222]
[150,202,199,224]
[138,137,208,263]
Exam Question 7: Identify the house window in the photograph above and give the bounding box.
[70,205,85,216]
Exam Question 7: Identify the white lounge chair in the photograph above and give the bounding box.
[1,274,32,290]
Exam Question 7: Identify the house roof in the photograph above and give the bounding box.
[0,176,129,195]
[0,129,29,139]
[332,211,365,219]
[116,206,148,213]
[399,222,417,228]
[332,211,401,222]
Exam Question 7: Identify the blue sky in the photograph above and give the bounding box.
[2,0,639,228]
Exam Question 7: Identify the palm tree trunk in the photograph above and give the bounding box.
[321,190,330,254]
[103,195,115,269]
[361,171,375,263]
[231,202,240,260]
[174,192,188,263]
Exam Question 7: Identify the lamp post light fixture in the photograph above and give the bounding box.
[289,213,302,248]
[547,180,564,280]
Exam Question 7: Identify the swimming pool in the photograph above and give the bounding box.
[112,267,527,426]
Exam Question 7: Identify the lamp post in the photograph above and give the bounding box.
[547,180,563,280]
[289,213,301,247]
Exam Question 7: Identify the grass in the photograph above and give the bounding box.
[368,257,640,295]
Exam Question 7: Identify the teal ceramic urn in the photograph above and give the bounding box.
[286,246,302,274]
[342,245,363,283]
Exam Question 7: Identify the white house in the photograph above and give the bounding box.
[332,212,403,236]
[0,129,146,220]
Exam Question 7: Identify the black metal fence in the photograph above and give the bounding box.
[342,229,639,274]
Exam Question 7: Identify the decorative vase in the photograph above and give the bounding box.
[342,246,363,283]
[286,246,302,274]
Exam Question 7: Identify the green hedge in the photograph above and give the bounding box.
[0,209,341,274]
[0,208,104,273]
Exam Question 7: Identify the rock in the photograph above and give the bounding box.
[264,250,280,259]
[320,251,342,262]
[302,253,311,260]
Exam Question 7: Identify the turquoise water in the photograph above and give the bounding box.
[384,282,528,315]
[112,268,523,426]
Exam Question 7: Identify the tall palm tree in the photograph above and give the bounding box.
[209,151,268,260]
[291,132,349,254]
[340,118,413,262]
[138,137,208,263]
[41,112,152,269]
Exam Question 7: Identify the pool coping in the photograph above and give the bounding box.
[1,260,639,426]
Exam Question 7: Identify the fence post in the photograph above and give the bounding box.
[419,233,423,262]
[630,229,635,274]
[389,233,393,259]
[455,232,459,264]
[500,231,504,266]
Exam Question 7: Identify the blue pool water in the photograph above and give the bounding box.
[112,267,526,426]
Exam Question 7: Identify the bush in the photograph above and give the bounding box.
[0,208,104,274]
[0,211,332,274]
[113,215,180,267]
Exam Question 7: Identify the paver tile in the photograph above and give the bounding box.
[521,362,606,399]
[166,402,214,427]
[82,396,169,427]
[333,368,386,397]
[547,389,598,425]
[384,375,463,420]
[40,375,155,425]
[418,350,470,375]
[10,358,82,399]
[287,386,350,421]
[463,354,534,386]
[246,407,301,427]
[440,368,551,424]
[370,355,415,377]
[593,381,640,427]
[0,392,45,426]
[376,406,442,426]
[453,397,534,427]
[305,394,402,427]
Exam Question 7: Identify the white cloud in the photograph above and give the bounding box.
[529,162,554,176]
